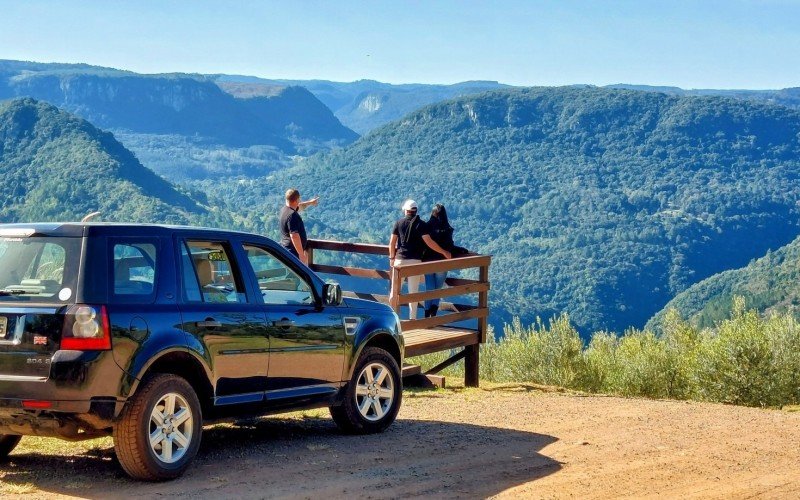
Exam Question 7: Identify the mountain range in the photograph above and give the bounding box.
[248,86,800,334]
[214,75,508,134]
[4,59,800,336]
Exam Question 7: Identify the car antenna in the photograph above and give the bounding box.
[81,211,102,222]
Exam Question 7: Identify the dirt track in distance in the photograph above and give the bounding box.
[2,384,799,499]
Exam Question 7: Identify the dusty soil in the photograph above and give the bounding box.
[2,384,799,499]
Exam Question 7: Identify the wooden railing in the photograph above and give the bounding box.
[307,238,491,386]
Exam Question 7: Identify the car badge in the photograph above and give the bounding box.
[33,335,48,345]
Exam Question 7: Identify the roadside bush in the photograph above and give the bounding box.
[410,297,800,408]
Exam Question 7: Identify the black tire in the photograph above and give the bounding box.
[330,347,402,434]
[0,435,21,461]
[113,374,202,481]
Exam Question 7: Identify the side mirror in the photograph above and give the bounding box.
[323,282,342,306]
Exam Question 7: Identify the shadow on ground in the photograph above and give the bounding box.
[0,414,560,498]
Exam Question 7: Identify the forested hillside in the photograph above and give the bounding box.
[647,236,800,330]
[209,87,800,334]
[0,98,229,225]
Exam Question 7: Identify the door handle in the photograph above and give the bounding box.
[272,318,294,328]
[197,318,222,328]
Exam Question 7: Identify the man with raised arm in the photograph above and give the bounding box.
[279,188,319,265]
[389,199,451,319]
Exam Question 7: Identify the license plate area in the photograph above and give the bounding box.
[0,316,7,339]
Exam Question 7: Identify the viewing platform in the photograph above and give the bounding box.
[307,239,491,387]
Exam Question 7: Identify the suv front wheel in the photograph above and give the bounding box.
[330,347,402,434]
[113,374,202,481]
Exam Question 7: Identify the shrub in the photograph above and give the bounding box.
[410,297,800,408]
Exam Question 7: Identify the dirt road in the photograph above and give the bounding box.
[2,384,799,499]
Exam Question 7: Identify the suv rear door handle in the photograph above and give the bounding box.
[197,318,222,328]
[272,318,294,328]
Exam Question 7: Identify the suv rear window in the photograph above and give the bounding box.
[0,237,80,303]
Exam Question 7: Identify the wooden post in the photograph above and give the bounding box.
[390,266,401,314]
[464,344,479,387]
[478,264,489,343]
[306,247,314,268]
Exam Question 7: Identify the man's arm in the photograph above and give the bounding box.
[422,234,452,259]
[298,196,319,211]
[290,232,307,265]
[389,234,398,266]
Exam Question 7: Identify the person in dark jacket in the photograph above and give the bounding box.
[422,204,455,317]
[389,199,451,319]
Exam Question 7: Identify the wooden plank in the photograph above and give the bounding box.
[395,255,492,278]
[404,373,446,388]
[445,277,480,287]
[401,307,488,331]
[397,282,490,304]
[311,264,390,280]
[405,330,480,357]
[307,239,388,256]
[402,364,421,377]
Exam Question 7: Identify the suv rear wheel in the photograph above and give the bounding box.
[113,374,202,481]
[330,347,402,434]
[0,435,21,461]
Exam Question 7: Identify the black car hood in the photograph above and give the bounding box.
[343,297,393,312]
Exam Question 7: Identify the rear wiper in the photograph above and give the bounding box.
[0,289,35,296]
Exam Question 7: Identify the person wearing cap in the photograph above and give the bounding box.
[389,199,451,319]
[279,188,319,265]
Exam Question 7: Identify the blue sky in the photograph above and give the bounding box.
[2,0,799,89]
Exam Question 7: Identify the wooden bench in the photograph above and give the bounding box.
[307,239,491,387]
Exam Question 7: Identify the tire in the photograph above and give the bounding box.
[330,347,402,434]
[113,374,202,481]
[0,435,21,461]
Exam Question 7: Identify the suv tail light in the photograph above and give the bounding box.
[60,305,111,351]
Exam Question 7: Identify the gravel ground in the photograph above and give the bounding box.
[1,384,799,499]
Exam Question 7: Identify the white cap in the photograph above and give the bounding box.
[402,199,418,211]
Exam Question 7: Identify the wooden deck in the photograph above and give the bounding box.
[307,239,491,387]
[403,326,480,357]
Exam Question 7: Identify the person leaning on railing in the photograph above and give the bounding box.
[421,203,466,318]
[389,199,451,319]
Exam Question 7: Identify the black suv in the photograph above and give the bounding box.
[0,223,403,480]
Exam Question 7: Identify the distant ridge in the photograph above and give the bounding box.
[214,74,508,134]
[0,60,357,153]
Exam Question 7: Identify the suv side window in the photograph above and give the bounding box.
[243,245,314,306]
[111,240,158,302]
[182,240,246,304]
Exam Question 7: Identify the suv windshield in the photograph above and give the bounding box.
[0,236,80,303]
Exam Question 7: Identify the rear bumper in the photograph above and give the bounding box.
[0,398,120,439]
[0,349,127,437]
